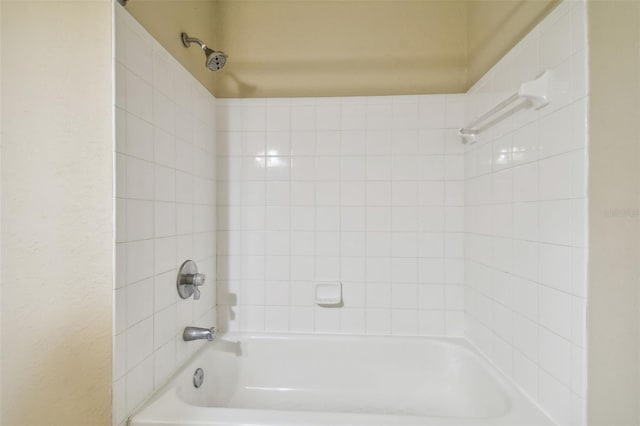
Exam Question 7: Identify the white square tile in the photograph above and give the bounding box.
[126,316,154,370]
[366,157,391,180]
[291,132,315,156]
[154,339,176,388]
[366,309,392,334]
[291,105,315,131]
[126,278,154,328]
[392,156,420,180]
[242,104,266,131]
[126,70,153,122]
[153,165,175,202]
[126,113,154,161]
[418,310,445,335]
[392,130,419,155]
[291,182,315,206]
[418,207,444,232]
[266,131,291,156]
[127,200,154,241]
[266,306,290,331]
[266,105,290,132]
[289,307,315,331]
[341,282,366,306]
[242,132,266,156]
[126,156,154,200]
[513,350,538,399]
[153,91,175,134]
[126,239,154,284]
[539,286,572,340]
[366,130,392,156]
[539,370,572,426]
[316,106,340,130]
[341,104,366,130]
[154,237,176,274]
[341,232,366,257]
[340,156,366,181]
[539,243,572,293]
[513,313,539,362]
[391,232,418,257]
[316,182,340,205]
[418,102,445,129]
[125,356,153,413]
[539,327,571,386]
[392,182,418,206]
[154,304,177,349]
[340,182,366,206]
[315,207,339,231]
[340,308,366,334]
[391,310,418,335]
[418,285,444,310]
[154,201,176,238]
[154,270,176,312]
[366,232,391,257]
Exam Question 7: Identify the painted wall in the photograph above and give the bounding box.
[586,1,640,424]
[0,1,113,425]
[214,0,467,98]
[216,95,465,335]
[463,1,588,425]
[124,0,556,99]
[113,5,218,425]
[467,0,559,88]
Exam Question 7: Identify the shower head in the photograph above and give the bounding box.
[181,32,227,72]
[203,47,227,71]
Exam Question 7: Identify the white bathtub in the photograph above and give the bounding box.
[129,333,553,426]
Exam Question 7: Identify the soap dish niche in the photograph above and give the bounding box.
[315,282,343,307]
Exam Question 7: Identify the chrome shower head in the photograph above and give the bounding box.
[204,47,227,71]
[181,32,228,72]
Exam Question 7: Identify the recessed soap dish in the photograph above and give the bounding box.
[315,282,342,306]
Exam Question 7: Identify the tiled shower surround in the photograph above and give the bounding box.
[464,2,588,425]
[215,95,465,335]
[113,6,217,424]
[114,1,588,425]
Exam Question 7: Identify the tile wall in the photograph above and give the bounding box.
[463,1,588,425]
[216,95,465,336]
[112,1,589,425]
[113,5,217,425]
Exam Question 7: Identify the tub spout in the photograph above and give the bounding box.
[183,326,216,342]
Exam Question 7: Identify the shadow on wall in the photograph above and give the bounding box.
[217,282,238,332]
[216,53,467,98]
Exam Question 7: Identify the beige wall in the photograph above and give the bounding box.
[466,0,558,87]
[125,0,218,95]
[124,0,556,98]
[0,1,113,425]
[587,1,640,424]
[215,0,467,98]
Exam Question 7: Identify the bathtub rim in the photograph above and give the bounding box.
[128,332,555,426]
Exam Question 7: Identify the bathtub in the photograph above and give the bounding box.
[129,333,553,426]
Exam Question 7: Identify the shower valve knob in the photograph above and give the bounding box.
[177,260,205,300]
[183,272,205,286]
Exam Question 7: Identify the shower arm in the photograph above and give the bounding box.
[181,33,208,50]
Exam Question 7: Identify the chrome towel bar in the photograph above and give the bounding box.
[459,69,553,144]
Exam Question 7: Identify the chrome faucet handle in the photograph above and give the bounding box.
[183,272,205,286]
[177,260,206,300]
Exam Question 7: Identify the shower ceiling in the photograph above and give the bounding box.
[125,0,559,98]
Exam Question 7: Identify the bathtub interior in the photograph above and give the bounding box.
[173,334,511,419]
